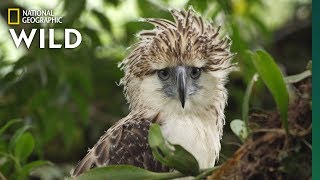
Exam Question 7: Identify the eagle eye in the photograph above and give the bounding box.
[157,68,170,81]
[190,67,201,79]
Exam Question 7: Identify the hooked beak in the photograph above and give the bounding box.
[177,67,187,108]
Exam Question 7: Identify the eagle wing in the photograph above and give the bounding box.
[72,114,169,176]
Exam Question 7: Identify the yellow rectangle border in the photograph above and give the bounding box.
[8,8,20,25]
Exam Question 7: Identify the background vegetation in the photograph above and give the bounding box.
[0,0,311,179]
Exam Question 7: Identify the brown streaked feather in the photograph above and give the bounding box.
[144,18,176,29]
[120,8,235,101]
[71,113,169,177]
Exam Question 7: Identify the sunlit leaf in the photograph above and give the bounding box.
[249,50,289,133]
[148,124,200,176]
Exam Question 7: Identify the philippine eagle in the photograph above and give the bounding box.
[72,7,235,176]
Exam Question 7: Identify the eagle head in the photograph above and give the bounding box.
[119,7,235,116]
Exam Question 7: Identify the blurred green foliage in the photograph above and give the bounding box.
[0,119,50,179]
[0,0,311,178]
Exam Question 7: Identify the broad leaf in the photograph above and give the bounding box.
[250,50,289,133]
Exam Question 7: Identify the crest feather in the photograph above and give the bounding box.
[119,7,235,108]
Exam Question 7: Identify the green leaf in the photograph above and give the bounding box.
[230,119,248,142]
[0,118,22,136]
[76,165,184,180]
[14,132,35,162]
[249,50,289,133]
[9,125,32,152]
[148,124,200,176]
[18,160,51,180]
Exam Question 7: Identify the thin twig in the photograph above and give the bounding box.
[252,125,311,137]
[302,138,312,150]
[252,128,285,134]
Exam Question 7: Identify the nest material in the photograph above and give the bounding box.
[208,78,312,180]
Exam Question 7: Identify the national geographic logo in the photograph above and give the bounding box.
[7,8,82,49]
[7,8,62,25]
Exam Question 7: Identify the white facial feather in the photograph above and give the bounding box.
[133,71,227,168]
[160,114,221,169]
